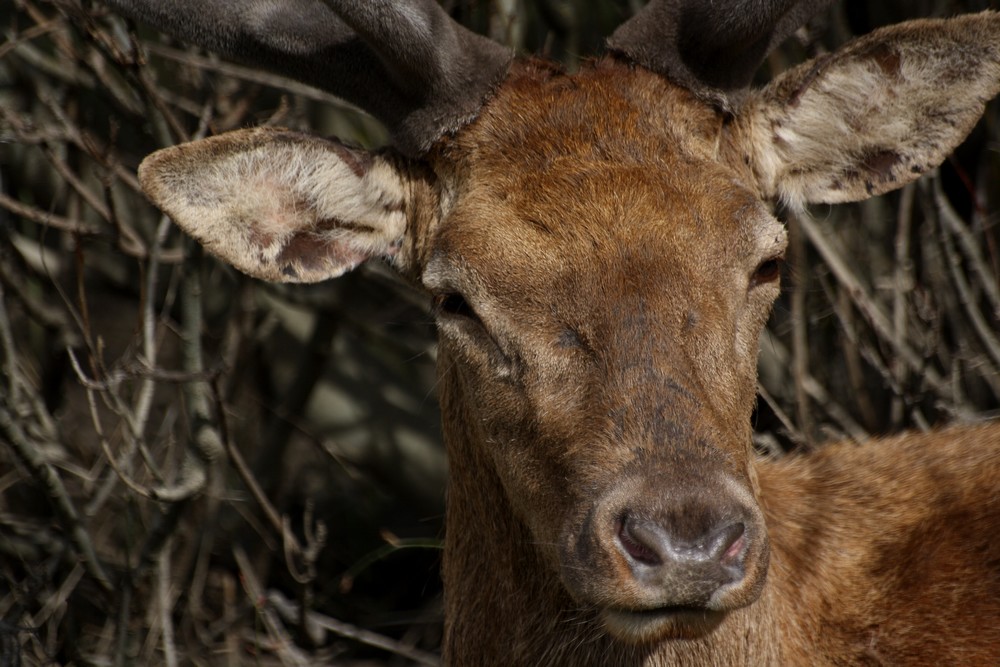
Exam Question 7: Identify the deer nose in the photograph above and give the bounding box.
[616,513,748,605]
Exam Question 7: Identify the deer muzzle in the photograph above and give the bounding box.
[560,466,769,643]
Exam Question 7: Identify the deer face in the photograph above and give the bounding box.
[422,62,783,641]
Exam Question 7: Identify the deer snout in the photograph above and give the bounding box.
[561,472,769,644]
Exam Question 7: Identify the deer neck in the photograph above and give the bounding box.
[438,367,581,664]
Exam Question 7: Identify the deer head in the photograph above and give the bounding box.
[115,0,1000,654]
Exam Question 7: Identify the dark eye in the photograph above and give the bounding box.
[435,292,478,320]
[432,291,514,376]
[751,257,784,286]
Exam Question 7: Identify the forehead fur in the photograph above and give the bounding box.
[449,58,724,174]
[430,58,777,300]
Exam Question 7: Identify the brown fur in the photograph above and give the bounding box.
[135,13,1000,667]
[762,425,1000,665]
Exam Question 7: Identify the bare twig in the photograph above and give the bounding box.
[268,590,442,666]
[934,178,1000,315]
[891,183,916,426]
[0,192,102,235]
[797,211,951,396]
[176,245,223,485]
[67,347,157,501]
[0,16,62,60]
[937,205,1000,370]
[157,539,178,667]
[142,43,365,116]
[232,546,312,667]
[787,211,815,444]
[0,404,111,591]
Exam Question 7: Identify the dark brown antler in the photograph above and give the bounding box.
[105,0,512,156]
[608,0,837,109]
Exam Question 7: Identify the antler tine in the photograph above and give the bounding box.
[105,0,512,156]
[607,0,836,110]
[319,1,513,153]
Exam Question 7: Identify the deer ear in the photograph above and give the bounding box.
[139,127,412,282]
[739,12,1000,208]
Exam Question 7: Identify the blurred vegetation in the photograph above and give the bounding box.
[0,0,998,664]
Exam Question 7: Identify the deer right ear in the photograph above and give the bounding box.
[736,12,1000,208]
[139,127,416,283]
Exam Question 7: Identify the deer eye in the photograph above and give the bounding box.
[432,291,516,378]
[751,257,784,287]
[435,292,478,320]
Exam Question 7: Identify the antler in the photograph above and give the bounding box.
[105,0,512,156]
[109,1,835,151]
[608,0,837,110]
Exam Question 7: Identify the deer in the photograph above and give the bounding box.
[106,0,1000,664]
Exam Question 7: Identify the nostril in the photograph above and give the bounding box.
[606,506,756,609]
[617,515,662,566]
[617,515,748,569]
[713,523,747,566]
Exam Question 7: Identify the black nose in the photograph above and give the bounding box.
[617,513,748,605]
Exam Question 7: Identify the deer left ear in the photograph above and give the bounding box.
[139,127,416,282]
[735,12,1000,208]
